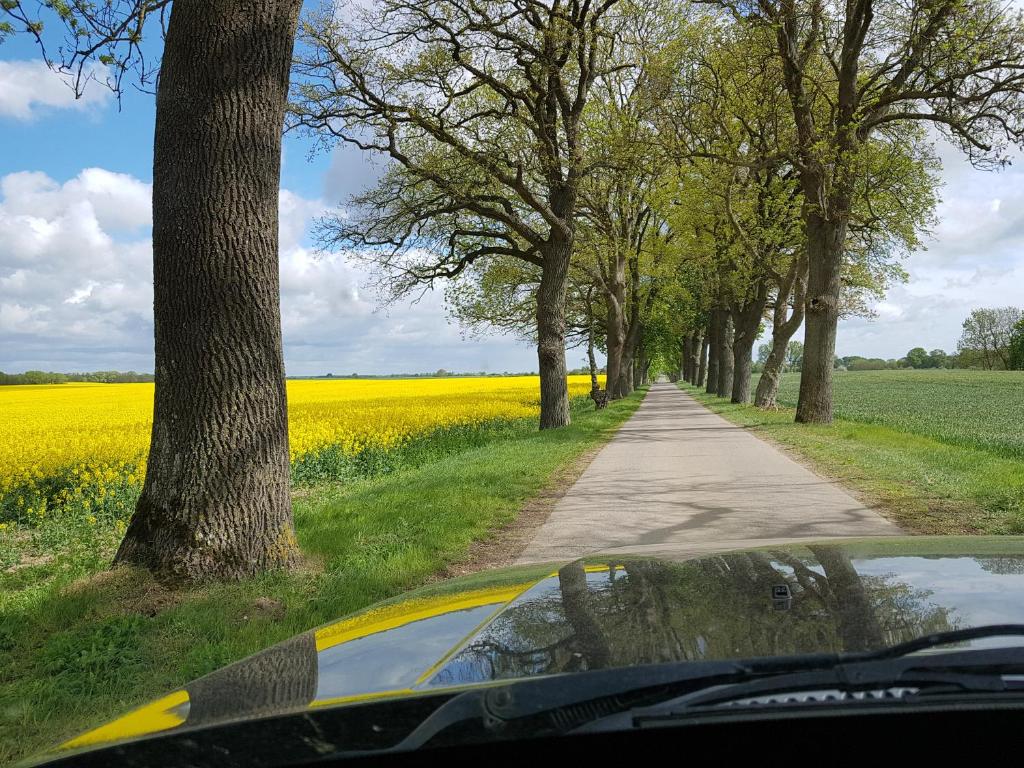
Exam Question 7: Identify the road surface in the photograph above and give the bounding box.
[517,382,900,563]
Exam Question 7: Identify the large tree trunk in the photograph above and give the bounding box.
[755,337,789,409]
[696,333,709,388]
[604,293,627,399]
[730,283,769,404]
[731,342,754,404]
[705,313,720,394]
[617,315,642,397]
[796,212,846,423]
[715,310,734,399]
[536,239,572,429]
[755,257,807,409]
[115,0,303,582]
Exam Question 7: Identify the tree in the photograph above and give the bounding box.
[1010,319,1024,371]
[785,340,803,371]
[905,347,929,369]
[659,11,936,410]
[721,0,1024,423]
[927,349,948,369]
[958,307,1024,370]
[5,0,304,581]
[292,0,625,429]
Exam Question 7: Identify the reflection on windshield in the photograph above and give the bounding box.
[428,549,958,685]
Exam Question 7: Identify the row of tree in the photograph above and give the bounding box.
[958,307,1024,370]
[7,0,1022,581]
[0,370,155,385]
[290,0,1024,422]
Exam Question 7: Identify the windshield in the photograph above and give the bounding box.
[3,0,1024,766]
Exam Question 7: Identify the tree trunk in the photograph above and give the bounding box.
[114,0,304,582]
[689,331,703,385]
[536,238,572,429]
[617,315,642,397]
[796,212,845,424]
[731,283,769,404]
[681,334,693,382]
[705,314,720,394]
[587,324,599,393]
[715,310,734,399]
[755,256,807,409]
[604,294,626,399]
[755,337,789,409]
[731,342,754,404]
[696,333,709,388]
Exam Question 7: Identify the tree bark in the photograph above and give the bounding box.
[730,282,769,404]
[715,310,734,399]
[681,334,693,383]
[731,341,754,404]
[696,333,709,388]
[114,0,303,582]
[755,256,807,409]
[796,212,846,423]
[604,290,627,399]
[617,314,642,398]
[705,313,720,394]
[536,237,573,429]
[587,323,599,393]
[689,330,703,385]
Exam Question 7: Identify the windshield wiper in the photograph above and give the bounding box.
[843,624,1024,661]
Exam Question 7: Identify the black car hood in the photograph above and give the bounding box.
[53,536,1024,757]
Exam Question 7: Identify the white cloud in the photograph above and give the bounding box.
[835,143,1024,358]
[0,60,110,121]
[0,167,538,374]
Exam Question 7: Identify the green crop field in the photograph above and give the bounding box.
[766,370,1024,459]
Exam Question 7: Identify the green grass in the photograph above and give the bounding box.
[767,369,1024,459]
[0,390,644,767]
[681,383,1024,536]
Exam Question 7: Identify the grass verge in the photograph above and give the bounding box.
[679,384,1024,536]
[0,389,644,766]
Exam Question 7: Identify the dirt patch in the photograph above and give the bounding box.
[436,444,603,579]
[66,565,185,618]
[4,552,54,573]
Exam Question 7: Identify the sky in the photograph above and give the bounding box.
[1,21,1022,375]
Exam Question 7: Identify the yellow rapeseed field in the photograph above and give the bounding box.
[0,376,597,525]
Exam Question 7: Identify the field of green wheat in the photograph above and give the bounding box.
[768,370,1024,459]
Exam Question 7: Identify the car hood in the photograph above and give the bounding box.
[55,536,1024,756]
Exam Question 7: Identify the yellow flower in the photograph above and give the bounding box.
[1,376,601,518]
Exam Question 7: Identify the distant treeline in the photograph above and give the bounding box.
[0,370,155,385]
[292,370,542,380]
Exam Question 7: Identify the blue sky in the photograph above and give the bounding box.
[1,13,1023,375]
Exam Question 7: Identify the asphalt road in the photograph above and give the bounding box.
[516,382,901,563]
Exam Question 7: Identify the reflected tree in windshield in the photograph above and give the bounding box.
[432,548,954,684]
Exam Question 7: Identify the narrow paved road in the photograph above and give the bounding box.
[517,382,900,563]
